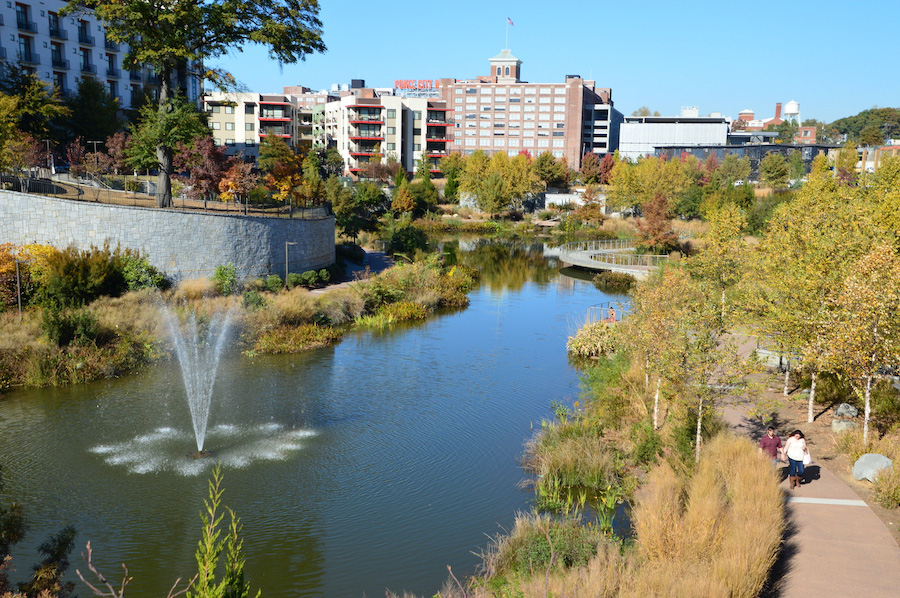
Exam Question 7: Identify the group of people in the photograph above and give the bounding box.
[759,426,810,489]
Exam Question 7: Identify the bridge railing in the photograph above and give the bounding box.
[560,240,669,268]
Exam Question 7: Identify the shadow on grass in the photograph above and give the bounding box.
[760,497,799,598]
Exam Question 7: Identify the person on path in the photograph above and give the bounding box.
[784,429,809,489]
[759,426,783,466]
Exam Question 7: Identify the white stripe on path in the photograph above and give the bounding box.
[787,497,867,506]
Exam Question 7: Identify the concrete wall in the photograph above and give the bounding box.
[0,191,335,282]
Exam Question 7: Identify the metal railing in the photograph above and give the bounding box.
[2,173,333,221]
[78,30,95,45]
[560,240,669,268]
[49,26,68,40]
[52,57,69,69]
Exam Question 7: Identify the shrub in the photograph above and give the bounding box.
[874,468,900,509]
[592,271,636,292]
[124,179,142,192]
[538,210,554,220]
[566,322,618,358]
[42,308,99,347]
[631,421,663,465]
[252,324,343,354]
[33,244,129,309]
[242,290,266,310]
[388,225,428,256]
[265,274,284,292]
[212,263,237,296]
[121,254,168,291]
[173,278,217,301]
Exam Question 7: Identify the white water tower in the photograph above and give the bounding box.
[784,100,800,124]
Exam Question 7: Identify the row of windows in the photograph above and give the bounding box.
[461,86,567,95]
[462,138,565,148]
[210,122,255,131]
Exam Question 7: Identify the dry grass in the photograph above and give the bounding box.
[171,278,218,301]
[599,217,636,237]
[89,289,166,338]
[834,428,900,463]
[0,311,45,351]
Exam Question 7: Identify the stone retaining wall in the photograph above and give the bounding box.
[0,191,335,281]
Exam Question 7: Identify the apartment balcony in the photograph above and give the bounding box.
[259,115,290,122]
[0,48,6,59]
[104,39,119,51]
[348,104,383,110]
[51,57,69,69]
[49,26,68,40]
[78,30,95,45]
[350,118,384,125]
[17,18,37,33]
[425,134,451,143]
[348,135,383,141]
[426,118,453,126]
[16,52,40,65]
[129,70,142,81]
[106,66,121,78]
[81,63,96,74]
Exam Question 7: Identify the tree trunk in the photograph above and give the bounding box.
[695,397,704,463]
[783,359,791,397]
[807,369,817,423]
[863,375,873,445]
[155,69,174,208]
[720,288,726,326]
[645,357,650,391]
[653,376,661,430]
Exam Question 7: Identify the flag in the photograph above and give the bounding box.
[507,17,514,26]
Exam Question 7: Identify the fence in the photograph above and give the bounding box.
[0,173,332,220]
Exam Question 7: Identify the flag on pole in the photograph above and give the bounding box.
[507,17,514,26]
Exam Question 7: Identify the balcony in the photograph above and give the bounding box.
[81,62,96,74]
[348,135,383,141]
[427,118,453,126]
[78,30,95,45]
[16,18,37,33]
[16,52,40,65]
[106,66,121,78]
[51,57,69,69]
[350,118,384,125]
[425,134,451,143]
[129,70,142,81]
[49,26,68,40]
[259,115,290,122]
[105,39,119,51]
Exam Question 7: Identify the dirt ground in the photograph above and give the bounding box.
[759,377,900,547]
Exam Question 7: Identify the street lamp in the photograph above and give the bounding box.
[285,242,297,285]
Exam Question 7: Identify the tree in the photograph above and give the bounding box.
[63,76,120,145]
[818,245,900,444]
[632,106,660,117]
[174,135,230,203]
[598,153,616,185]
[768,120,798,144]
[580,152,602,184]
[687,204,747,326]
[218,161,259,203]
[320,146,343,178]
[82,152,114,200]
[573,185,604,225]
[66,0,326,208]
[391,183,415,215]
[607,155,690,213]
[758,153,789,189]
[65,137,86,178]
[834,142,859,186]
[533,151,568,189]
[478,172,507,218]
[859,125,884,146]
[3,134,46,191]
[788,150,805,182]
[440,152,465,203]
[105,132,131,174]
[0,65,69,139]
[458,149,490,204]
[257,135,297,176]
[717,154,751,186]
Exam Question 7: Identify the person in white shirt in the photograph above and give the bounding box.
[783,429,809,489]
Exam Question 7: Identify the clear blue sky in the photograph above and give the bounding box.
[213,0,894,124]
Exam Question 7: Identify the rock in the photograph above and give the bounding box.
[853,453,894,483]
[835,403,859,418]
[832,419,859,434]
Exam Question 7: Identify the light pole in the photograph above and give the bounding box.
[285,241,297,285]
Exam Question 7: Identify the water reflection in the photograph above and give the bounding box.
[444,238,557,293]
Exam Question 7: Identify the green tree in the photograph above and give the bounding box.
[580,151,602,184]
[127,95,208,183]
[478,172,508,218]
[440,152,465,202]
[788,150,805,183]
[391,183,415,215]
[835,142,859,186]
[758,153,789,189]
[717,154,751,186]
[66,0,326,207]
[859,125,884,146]
[63,76,120,144]
[0,65,69,139]
[533,151,568,189]
[458,149,490,204]
[687,203,747,326]
[768,120,798,144]
[631,106,660,117]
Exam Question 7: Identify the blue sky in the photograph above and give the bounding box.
[213,0,894,124]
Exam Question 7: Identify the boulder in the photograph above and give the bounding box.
[831,419,859,434]
[835,403,859,418]
[853,453,894,483]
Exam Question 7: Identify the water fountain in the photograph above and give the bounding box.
[163,306,234,455]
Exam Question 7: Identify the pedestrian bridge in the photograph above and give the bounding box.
[557,240,667,280]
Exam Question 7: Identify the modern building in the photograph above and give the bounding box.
[204,87,331,159]
[436,49,623,167]
[0,0,202,109]
[618,107,730,161]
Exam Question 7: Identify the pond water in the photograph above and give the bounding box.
[0,240,624,598]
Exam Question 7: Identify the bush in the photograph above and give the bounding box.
[631,421,663,465]
[121,254,168,291]
[874,468,900,509]
[33,244,129,309]
[242,290,266,310]
[265,274,284,292]
[388,225,428,256]
[124,179,142,192]
[592,271,636,292]
[212,263,237,296]
[252,324,343,354]
[566,322,618,358]
[42,308,99,347]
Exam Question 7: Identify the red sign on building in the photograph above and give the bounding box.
[394,79,438,90]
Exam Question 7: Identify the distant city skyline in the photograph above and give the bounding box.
[212,0,894,126]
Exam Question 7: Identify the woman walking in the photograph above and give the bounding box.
[784,429,809,489]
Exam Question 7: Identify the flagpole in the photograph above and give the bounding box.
[505,21,508,49]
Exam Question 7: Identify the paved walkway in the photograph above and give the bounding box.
[309,250,394,295]
[723,397,900,597]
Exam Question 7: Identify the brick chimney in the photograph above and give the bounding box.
[775,102,782,120]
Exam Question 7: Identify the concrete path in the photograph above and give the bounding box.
[309,250,394,295]
[724,399,900,597]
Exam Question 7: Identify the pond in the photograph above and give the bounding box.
[0,239,625,598]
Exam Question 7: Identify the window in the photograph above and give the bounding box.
[553,140,564,147]
[246,141,256,147]
[465,88,476,94]
[510,105,521,112]
[413,143,420,151]
[53,71,65,90]
[496,67,501,75]
[386,142,395,150]
[505,66,510,76]
[508,139,520,146]
[482,106,491,112]
[466,96,477,103]
[245,104,255,115]
[524,88,536,95]
[225,139,235,146]
[245,122,254,131]
[210,122,220,130]
[494,122,505,128]
[553,150,563,158]
[413,128,421,136]
[79,47,91,70]
[539,97,551,104]
[413,110,421,120]
[555,123,565,128]
[539,87,551,94]
[211,105,220,113]
[225,122,235,130]
[538,139,549,147]
[479,139,491,147]
[552,131,564,137]
[225,106,235,114]
[465,139,476,146]
[387,109,396,118]
[387,126,396,135]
